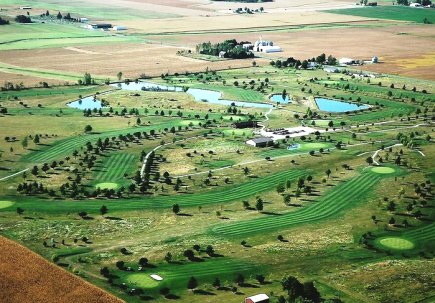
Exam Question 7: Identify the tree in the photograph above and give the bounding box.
[100,205,108,217]
[235,273,245,286]
[325,168,332,179]
[159,287,170,297]
[78,211,88,219]
[281,276,304,302]
[255,198,264,212]
[33,134,40,144]
[139,257,149,267]
[366,157,374,165]
[16,207,24,216]
[205,245,215,256]
[164,252,172,263]
[21,136,28,149]
[256,274,265,284]
[303,281,321,303]
[183,249,195,261]
[57,12,62,19]
[277,183,285,194]
[172,203,180,215]
[116,260,125,270]
[117,72,123,81]
[187,277,198,292]
[212,277,221,289]
[15,15,32,23]
[84,125,93,133]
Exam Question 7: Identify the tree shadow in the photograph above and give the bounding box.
[194,289,216,295]
[105,216,123,220]
[177,213,193,217]
[261,211,282,216]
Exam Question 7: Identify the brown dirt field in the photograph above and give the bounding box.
[0,43,267,85]
[0,72,65,87]
[0,236,124,303]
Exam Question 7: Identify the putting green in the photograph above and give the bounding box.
[371,167,395,174]
[0,200,15,209]
[95,182,119,190]
[126,273,162,289]
[378,237,414,250]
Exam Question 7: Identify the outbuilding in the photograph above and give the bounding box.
[79,17,88,23]
[87,23,112,30]
[245,294,270,303]
[246,137,274,147]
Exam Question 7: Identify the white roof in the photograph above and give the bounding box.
[247,294,269,302]
[150,274,163,281]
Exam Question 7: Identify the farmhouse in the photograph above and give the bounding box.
[254,39,282,53]
[87,23,112,30]
[245,294,270,303]
[260,126,320,140]
[246,137,274,147]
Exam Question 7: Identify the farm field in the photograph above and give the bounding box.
[0,1,434,303]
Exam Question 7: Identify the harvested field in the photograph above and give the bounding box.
[0,44,263,85]
[0,236,124,303]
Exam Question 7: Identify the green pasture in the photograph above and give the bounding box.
[328,6,435,24]
[1,0,179,20]
[0,23,137,51]
[211,172,384,237]
[1,169,306,213]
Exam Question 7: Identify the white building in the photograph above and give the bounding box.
[410,3,422,7]
[253,39,282,53]
[79,17,88,23]
[113,25,128,31]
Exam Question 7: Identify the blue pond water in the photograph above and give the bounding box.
[270,94,290,104]
[111,81,183,92]
[110,81,272,109]
[315,98,369,112]
[68,96,102,110]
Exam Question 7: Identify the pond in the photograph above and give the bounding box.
[111,81,183,92]
[270,94,290,104]
[315,97,369,113]
[67,96,102,110]
[110,81,273,109]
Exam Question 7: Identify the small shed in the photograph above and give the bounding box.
[246,137,273,147]
[79,17,88,23]
[219,51,227,58]
[245,294,270,303]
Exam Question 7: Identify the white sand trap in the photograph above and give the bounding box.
[150,274,163,281]
[64,47,100,55]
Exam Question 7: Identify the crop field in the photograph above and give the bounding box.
[328,6,435,24]
[0,1,434,302]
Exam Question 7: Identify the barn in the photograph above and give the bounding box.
[246,137,273,147]
[245,293,270,303]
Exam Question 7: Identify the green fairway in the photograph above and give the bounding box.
[120,258,258,291]
[95,153,136,184]
[95,182,119,190]
[328,6,435,24]
[211,172,382,236]
[371,167,395,174]
[22,121,183,163]
[0,201,15,209]
[378,237,414,250]
[5,170,305,213]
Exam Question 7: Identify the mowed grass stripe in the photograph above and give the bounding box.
[211,173,380,236]
[217,174,378,235]
[164,262,254,279]
[105,154,128,180]
[23,121,181,163]
[9,170,305,213]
